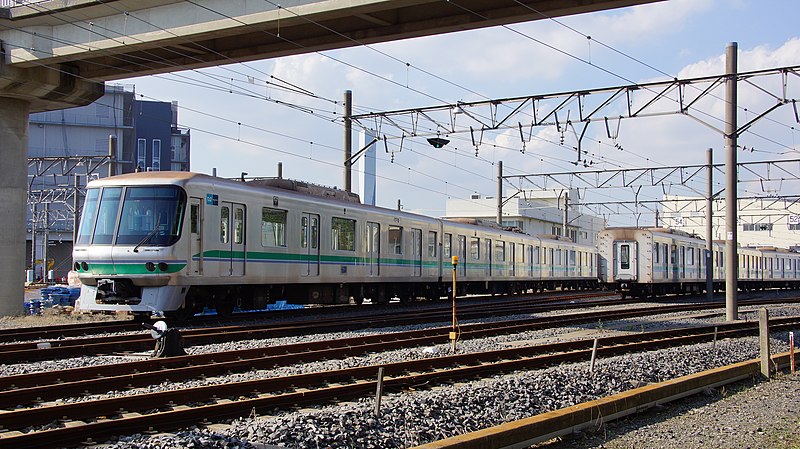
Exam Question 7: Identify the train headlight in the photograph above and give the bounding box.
[74,262,81,271]
[80,262,88,271]
[158,262,169,272]
[145,262,156,272]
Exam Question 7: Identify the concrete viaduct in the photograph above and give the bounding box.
[0,0,660,315]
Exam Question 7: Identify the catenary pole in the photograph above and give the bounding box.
[343,90,353,193]
[725,43,738,321]
[496,161,503,225]
[706,148,714,301]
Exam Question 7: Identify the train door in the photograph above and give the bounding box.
[412,228,422,276]
[301,213,320,277]
[614,241,637,281]
[365,221,380,277]
[220,202,246,276]
[187,197,203,276]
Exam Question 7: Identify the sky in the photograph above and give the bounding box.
[119,0,800,225]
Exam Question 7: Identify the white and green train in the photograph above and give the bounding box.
[73,172,598,319]
[598,227,800,298]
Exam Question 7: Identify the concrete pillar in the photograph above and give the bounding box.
[0,97,30,315]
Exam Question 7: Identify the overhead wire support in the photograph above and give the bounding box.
[351,65,800,141]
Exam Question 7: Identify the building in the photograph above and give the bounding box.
[26,84,190,282]
[444,189,606,247]
[661,195,800,250]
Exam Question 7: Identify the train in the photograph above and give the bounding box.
[72,172,598,319]
[598,227,800,298]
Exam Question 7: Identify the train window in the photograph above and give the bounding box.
[76,188,100,245]
[388,226,403,255]
[495,241,505,262]
[670,245,677,265]
[664,245,669,265]
[556,249,562,266]
[92,187,122,244]
[470,237,480,260]
[486,240,492,262]
[569,250,576,267]
[519,244,525,263]
[654,243,660,263]
[534,246,540,264]
[234,208,244,244]
[261,208,287,247]
[116,186,186,246]
[620,244,630,270]
[689,248,694,265]
[427,231,437,257]
[332,217,356,251]
[220,206,230,243]
[190,204,199,234]
[443,233,452,258]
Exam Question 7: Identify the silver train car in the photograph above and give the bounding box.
[598,227,800,298]
[73,172,597,318]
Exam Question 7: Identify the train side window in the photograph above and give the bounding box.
[486,240,492,262]
[670,245,677,265]
[495,241,505,262]
[654,242,660,263]
[569,250,576,267]
[220,206,230,243]
[190,204,199,234]
[534,246,540,264]
[519,244,525,263]
[388,226,403,255]
[332,217,356,251]
[689,247,694,265]
[470,237,480,260]
[620,244,630,270]
[234,208,244,244]
[443,233,452,258]
[427,231,437,257]
[261,208,287,247]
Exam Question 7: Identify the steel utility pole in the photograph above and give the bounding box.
[343,90,353,193]
[706,148,713,301]
[496,161,503,225]
[725,43,739,321]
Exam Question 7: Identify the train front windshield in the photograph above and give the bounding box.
[77,186,186,246]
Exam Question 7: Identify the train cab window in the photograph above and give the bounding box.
[427,231,437,257]
[261,208,287,247]
[77,188,100,245]
[92,187,122,244]
[388,226,403,255]
[470,237,480,260]
[495,241,505,262]
[116,186,186,246]
[620,244,630,270]
[443,233,452,258]
[220,206,230,243]
[332,217,356,251]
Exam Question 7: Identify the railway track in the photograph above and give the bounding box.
[0,292,628,363]
[2,295,797,365]
[0,291,613,344]
[1,315,798,449]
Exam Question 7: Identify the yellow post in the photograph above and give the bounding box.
[450,255,459,352]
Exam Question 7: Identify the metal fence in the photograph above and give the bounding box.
[0,0,48,7]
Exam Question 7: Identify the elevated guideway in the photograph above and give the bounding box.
[0,0,661,315]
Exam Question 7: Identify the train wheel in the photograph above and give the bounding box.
[216,301,235,318]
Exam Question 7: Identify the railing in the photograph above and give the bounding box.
[0,0,48,7]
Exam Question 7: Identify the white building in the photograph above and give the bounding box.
[444,189,606,247]
[661,195,800,250]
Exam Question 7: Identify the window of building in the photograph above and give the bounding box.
[388,225,403,255]
[137,138,147,169]
[261,208,286,247]
[332,217,356,251]
[152,139,161,171]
